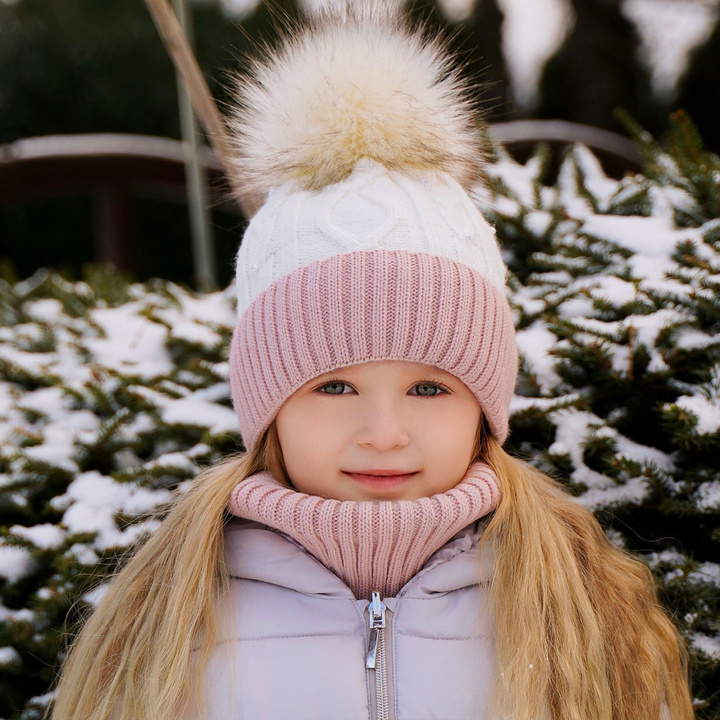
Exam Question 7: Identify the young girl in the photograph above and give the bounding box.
[51,5,693,720]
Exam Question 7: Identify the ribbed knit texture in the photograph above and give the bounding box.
[228,462,500,599]
[229,248,517,450]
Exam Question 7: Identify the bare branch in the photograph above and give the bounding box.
[143,0,254,219]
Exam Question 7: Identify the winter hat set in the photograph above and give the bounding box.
[226,4,518,598]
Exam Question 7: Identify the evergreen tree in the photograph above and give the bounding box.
[0,269,239,718]
[676,15,720,156]
[405,0,511,121]
[481,112,720,714]
[1,116,719,720]
[536,0,658,134]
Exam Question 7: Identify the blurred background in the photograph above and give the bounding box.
[1,0,719,289]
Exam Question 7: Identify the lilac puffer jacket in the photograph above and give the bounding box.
[196,517,497,720]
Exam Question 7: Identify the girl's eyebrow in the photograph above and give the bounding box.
[419,370,455,384]
[313,370,352,381]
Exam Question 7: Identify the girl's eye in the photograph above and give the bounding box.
[410,382,449,397]
[317,381,353,395]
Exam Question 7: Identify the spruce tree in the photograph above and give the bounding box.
[481,111,720,713]
[1,117,718,717]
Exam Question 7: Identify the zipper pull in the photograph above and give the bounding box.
[366,591,386,669]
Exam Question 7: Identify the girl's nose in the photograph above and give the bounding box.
[356,404,410,451]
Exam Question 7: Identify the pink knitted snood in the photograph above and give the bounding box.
[228,462,500,599]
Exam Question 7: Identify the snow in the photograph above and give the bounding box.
[586,276,638,307]
[690,561,720,586]
[524,211,554,238]
[691,633,720,660]
[16,386,67,417]
[127,385,177,408]
[0,647,21,666]
[221,0,573,109]
[515,322,560,393]
[675,395,720,435]
[170,320,221,347]
[24,299,64,321]
[628,309,686,348]
[560,296,594,318]
[532,270,572,286]
[174,287,235,325]
[509,394,581,414]
[563,317,622,339]
[497,0,573,108]
[549,409,614,489]
[83,582,110,607]
[161,389,238,435]
[676,329,720,350]
[696,481,720,510]
[0,285,237,585]
[0,323,42,345]
[493,195,521,218]
[68,543,99,565]
[143,451,198,474]
[623,0,720,98]
[60,471,172,549]
[513,291,545,318]
[558,162,594,219]
[614,433,671,469]
[630,254,678,290]
[647,548,686,568]
[219,0,720,110]
[0,383,16,414]
[492,159,539,208]
[9,524,65,550]
[12,400,99,473]
[0,544,34,582]
[581,215,688,256]
[572,146,618,211]
[22,442,78,473]
[578,475,649,509]
[548,440,569,456]
[0,345,50,375]
[0,605,33,623]
[86,305,173,378]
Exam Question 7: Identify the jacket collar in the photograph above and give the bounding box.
[224,516,493,600]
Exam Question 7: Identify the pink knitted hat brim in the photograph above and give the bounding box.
[229,248,518,450]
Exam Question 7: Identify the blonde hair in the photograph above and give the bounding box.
[51,439,270,720]
[480,432,693,720]
[51,424,693,720]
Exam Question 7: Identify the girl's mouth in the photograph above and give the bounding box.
[342,471,419,486]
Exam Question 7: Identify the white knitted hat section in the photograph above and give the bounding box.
[235,159,506,317]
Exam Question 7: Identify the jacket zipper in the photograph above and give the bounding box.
[366,591,390,720]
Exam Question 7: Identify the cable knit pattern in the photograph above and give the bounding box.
[234,160,508,315]
[227,462,500,599]
[229,248,518,450]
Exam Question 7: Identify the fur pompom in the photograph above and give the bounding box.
[228,2,484,199]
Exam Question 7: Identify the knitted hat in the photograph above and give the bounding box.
[227,3,517,451]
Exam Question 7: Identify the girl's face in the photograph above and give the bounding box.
[275,360,481,501]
